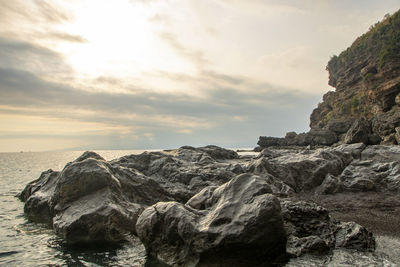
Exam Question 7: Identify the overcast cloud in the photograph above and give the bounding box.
[0,0,399,151]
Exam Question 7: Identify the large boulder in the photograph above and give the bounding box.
[281,200,375,257]
[136,174,287,266]
[18,146,242,244]
[19,151,174,244]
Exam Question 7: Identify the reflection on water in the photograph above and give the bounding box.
[0,151,399,266]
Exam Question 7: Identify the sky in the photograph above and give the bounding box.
[0,0,399,152]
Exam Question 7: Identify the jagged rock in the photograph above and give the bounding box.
[315,145,400,194]
[335,222,375,250]
[308,11,400,144]
[248,148,351,192]
[19,151,174,244]
[257,136,287,147]
[344,118,371,144]
[315,174,342,195]
[112,146,240,202]
[326,119,354,135]
[258,148,281,158]
[395,127,400,144]
[281,200,375,257]
[332,143,366,159]
[18,146,243,244]
[19,169,59,223]
[136,174,287,266]
[20,143,400,262]
[253,146,263,152]
[307,128,338,146]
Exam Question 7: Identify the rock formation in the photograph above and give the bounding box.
[258,10,400,148]
[17,10,400,267]
[18,144,388,265]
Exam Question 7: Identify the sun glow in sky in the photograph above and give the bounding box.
[0,0,399,152]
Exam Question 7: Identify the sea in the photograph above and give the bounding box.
[0,150,399,267]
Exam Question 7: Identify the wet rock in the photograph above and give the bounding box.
[136,174,287,266]
[18,169,59,223]
[281,200,375,257]
[20,151,174,244]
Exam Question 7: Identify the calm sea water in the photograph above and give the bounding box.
[0,150,399,266]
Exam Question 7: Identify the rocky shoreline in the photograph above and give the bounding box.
[18,144,400,266]
[17,10,400,266]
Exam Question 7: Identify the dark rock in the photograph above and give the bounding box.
[344,118,371,144]
[282,200,375,257]
[248,148,351,192]
[19,169,59,223]
[326,119,354,134]
[258,148,281,158]
[367,133,382,145]
[136,174,287,266]
[307,128,338,146]
[371,106,400,137]
[335,222,375,250]
[315,174,342,195]
[20,151,174,244]
[253,146,263,152]
[257,136,287,147]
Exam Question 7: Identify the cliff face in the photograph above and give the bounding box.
[310,10,400,144]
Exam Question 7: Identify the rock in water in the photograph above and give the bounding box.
[136,174,287,266]
[19,151,174,244]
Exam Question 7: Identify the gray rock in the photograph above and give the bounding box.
[136,174,287,266]
[20,151,174,244]
[257,136,287,147]
[20,169,59,223]
[344,118,371,144]
[248,148,351,192]
[335,222,375,250]
[307,128,338,146]
[326,119,354,135]
[281,200,375,257]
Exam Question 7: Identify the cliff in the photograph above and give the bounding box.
[310,10,400,144]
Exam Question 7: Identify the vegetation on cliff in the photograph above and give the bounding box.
[327,11,400,76]
[309,9,400,145]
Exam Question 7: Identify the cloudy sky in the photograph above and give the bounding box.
[0,0,399,152]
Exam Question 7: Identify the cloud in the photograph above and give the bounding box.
[0,62,320,149]
[0,0,71,25]
[0,37,72,77]
[148,13,171,25]
[33,0,70,23]
[159,32,209,69]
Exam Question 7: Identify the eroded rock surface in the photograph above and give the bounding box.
[136,174,287,266]
[19,144,398,265]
